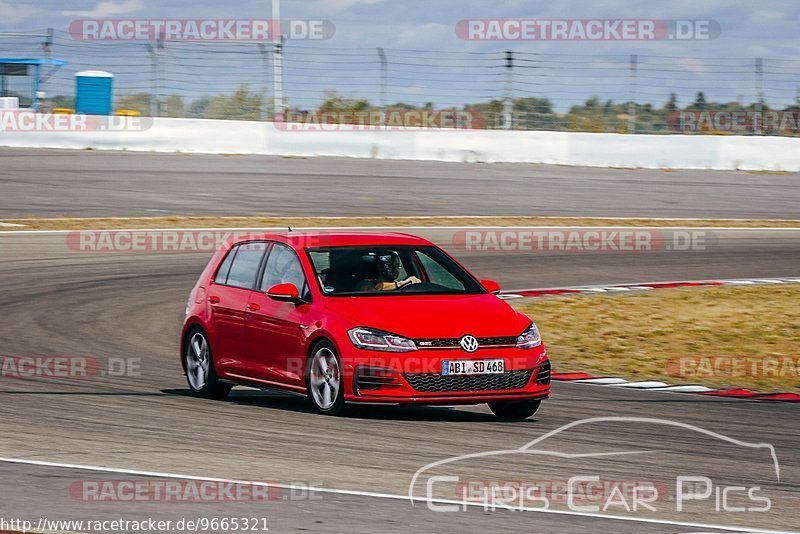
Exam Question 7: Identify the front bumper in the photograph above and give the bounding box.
[341,345,551,404]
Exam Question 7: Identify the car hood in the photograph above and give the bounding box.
[322,293,531,339]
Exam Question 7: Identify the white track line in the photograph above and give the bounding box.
[0,457,793,533]
[557,376,793,399]
[657,385,715,393]
[572,378,629,385]
[613,381,670,389]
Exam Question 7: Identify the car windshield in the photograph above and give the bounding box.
[307,245,484,296]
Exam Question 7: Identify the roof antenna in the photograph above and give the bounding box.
[287,226,293,232]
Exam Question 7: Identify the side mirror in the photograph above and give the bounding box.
[481,279,502,294]
[267,283,305,304]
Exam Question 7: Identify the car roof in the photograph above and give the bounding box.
[232,231,434,249]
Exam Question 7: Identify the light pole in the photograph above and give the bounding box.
[754,58,763,135]
[628,54,638,134]
[273,0,285,120]
[503,50,513,130]
[378,48,387,126]
[258,43,270,120]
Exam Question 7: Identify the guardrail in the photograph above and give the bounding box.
[1,117,799,171]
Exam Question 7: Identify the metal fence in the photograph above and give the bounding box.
[2,29,799,135]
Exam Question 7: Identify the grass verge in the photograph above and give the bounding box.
[513,284,800,393]
[1,216,800,231]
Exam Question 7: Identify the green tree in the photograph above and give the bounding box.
[204,85,263,120]
[513,97,557,129]
[165,95,185,118]
[513,97,553,114]
[692,92,707,110]
[464,99,504,129]
[788,90,800,112]
[318,90,370,112]
[389,102,417,110]
[188,97,211,118]
[567,97,610,132]
[116,93,152,116]
[664,93,678,111]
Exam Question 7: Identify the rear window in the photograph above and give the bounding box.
[217,242,268,289]
[214,247,237,285]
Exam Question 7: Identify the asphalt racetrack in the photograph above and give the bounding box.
[0,149,798,533]
[1,148,800,219]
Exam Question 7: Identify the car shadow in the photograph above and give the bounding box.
[162,388,540,423]
[0,390,169,396]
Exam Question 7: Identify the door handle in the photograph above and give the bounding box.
[247,303,261,312]
[208,296,220,304]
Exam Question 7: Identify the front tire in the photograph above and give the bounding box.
[306,340,347,416]
[488,399,541,420]
[183,327,232,400]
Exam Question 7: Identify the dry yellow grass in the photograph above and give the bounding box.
[1,215,800,231]
[513,285,800,392]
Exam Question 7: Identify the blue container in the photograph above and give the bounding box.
[75,70,113,115]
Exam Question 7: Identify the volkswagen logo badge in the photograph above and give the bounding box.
[460,335,479,353]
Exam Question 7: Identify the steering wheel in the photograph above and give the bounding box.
[396,278,420,291]
[397,280,448,292]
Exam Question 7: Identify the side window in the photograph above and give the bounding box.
[260,244,308,294]
[214,247,238,285]
[226,242,268,289]
[415,251,467,291]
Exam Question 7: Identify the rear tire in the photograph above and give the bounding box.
[488,399,541,420]
[306,340,347,416]
[183,327,232,400]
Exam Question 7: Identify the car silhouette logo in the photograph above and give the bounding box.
[460,335,479,353]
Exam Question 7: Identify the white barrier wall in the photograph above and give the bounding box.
[1,116,799,171]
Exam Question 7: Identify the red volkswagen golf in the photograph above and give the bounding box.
[181,232,550,419]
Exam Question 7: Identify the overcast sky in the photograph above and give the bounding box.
[1,0,798,110]
[2,0,797,56]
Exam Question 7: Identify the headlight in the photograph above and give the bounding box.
[348,327,417,352]
[516,323,542,349]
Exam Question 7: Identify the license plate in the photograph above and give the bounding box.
[442,359,504,376]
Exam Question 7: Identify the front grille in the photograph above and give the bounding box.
[478,336,518,346]
[404,370,533,392]
[414,336,517,349]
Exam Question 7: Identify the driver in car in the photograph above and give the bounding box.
[356,250,421,291]
[267,248,306,290]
